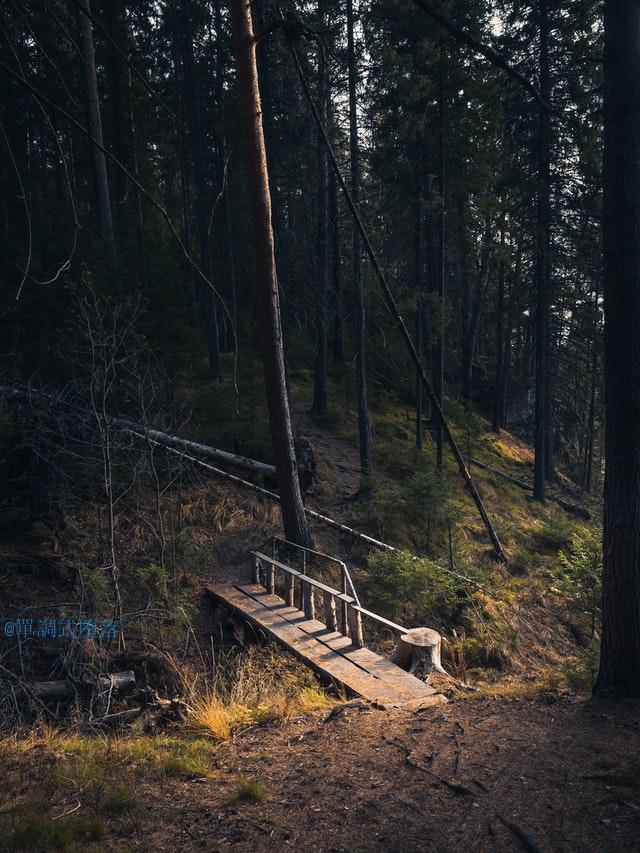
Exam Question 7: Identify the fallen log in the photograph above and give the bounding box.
[471,457,591,520]
[0,383,275,477]
[12,670,136,704]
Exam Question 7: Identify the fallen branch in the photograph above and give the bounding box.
[497,814,544,853]
[408,0,553,113]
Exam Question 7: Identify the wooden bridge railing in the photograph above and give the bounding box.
[251,536,408,650]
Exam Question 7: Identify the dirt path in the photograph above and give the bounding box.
[143,694,640,852]
[292,402,363,510]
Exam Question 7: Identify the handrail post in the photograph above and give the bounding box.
[285,572,294,607]
[266,558,275,595]
[348,605,364,648]
[323,591,338,632]
[299,549,307,610]
[303,579,315,620]
[340,569,349,636]
[252,555,262,586]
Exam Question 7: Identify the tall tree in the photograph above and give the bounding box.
[594,0,640,699]
[533,0,551,501]
[179,0,221,376]
[433,37,445,469]
[346,0,371,486]
[78,0,113,240]
[231,0,311,547]
[311,2,329,416]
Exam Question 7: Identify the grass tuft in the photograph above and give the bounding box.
[229,779,268,804]
[102,785,139,816]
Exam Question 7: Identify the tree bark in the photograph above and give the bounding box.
[533,0,551,501]
[414,168,424,449]
[179,0,221,376]
[463,213,492,407]
[347,0,371,485]
[105,0,128,206]
[311,3,329,416]
[231,0,311,547]
[329,166,344,362]
[78,0,114,239]
[433,38,445,469]
[493,223,506,433]
[594,0,640,699]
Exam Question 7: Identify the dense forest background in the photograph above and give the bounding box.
[0,0,603,496]
[4,3,640,849]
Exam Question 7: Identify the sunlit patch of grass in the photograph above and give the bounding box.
[1,810,106,850]
[191,697,251,741]
[159,738,211,778]
[229,779,268,804]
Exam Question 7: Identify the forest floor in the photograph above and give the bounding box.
[2,692,640,851]
[2,369,633,852]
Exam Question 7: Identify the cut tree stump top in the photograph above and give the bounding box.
[205,583,446,709]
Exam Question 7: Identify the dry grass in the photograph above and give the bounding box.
[187,646,337,740]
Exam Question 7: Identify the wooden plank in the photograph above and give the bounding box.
[206,585,398,704]
[343,648,437,699]
[236,585,436,700]
[206,583,443,707]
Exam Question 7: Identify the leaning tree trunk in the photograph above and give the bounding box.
[533,0,551,501]
[78,0,113,240]
[231,0,311,547]
[594,0,640,699]
[346,0,371,486]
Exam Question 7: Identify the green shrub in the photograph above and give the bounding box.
[77,564,110,610]
[140,562,168,599]
[558,524,602,633]
[361,549,463,624]
[536,508,575,551]
[10,812,105,849]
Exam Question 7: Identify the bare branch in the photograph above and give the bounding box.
[408,0,554,114]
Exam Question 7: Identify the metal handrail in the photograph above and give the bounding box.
[260,534,361,606]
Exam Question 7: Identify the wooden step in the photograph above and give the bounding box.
[205,583,445,709]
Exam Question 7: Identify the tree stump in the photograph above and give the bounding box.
[390,628,447,675]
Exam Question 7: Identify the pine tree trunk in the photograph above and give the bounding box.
[329,168,344,362]
[433,39,445,469]
[213,0,237,354]
[347,0,371,484]
[231,0,311,548]
[106,0,128,206]
[533,0,551,501]
[311,6,329,416]
[78,0,114,240]
[594,0,640,699]
[493,224,506,433]
[464,213,492,408]
[414,171,424,449]
[179,0,221,376]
